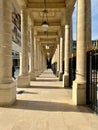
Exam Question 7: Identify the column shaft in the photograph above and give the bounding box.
[63,25,70,87]
[0,0,12,82]
[59,37,63,81]
[36,42,40,76]
[20,8,28,75]
[57,43,60,77]
[30,26,35,80]
[76,0,86,82]
[34,36,37,77]
[86,0,92,50]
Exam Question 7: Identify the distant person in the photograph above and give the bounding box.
[12,65,15,79]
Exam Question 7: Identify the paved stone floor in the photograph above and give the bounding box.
[0,69,98,130]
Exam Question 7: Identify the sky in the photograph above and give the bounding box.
[72,0,98,40]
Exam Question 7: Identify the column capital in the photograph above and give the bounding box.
[58,26,65,38]
[65,9,73,25]
[20,5,27,10]
[61,8,73,25]
[28,14,34,27]
[65,25,70,29]
[20,6,28,17]
[34,29,37,37]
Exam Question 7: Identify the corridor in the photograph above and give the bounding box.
[0,69,98,130]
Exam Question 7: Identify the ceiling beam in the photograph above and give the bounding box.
[27,2,66,8]
[34,22,61,26]
[41,43,56,46]
[38,32,58,36]
[38,35,58,39]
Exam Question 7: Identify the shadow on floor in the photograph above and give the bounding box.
[16,90,38,95]
[35,79,59,82]
[30,86,64,89]
[7,100,93,113]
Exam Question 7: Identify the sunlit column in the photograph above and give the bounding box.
[57,43,60,77]
[34,35,37,77]
[63,24,70,87]
[72,0,91,105]
[59,36,63,81]
[30,26,36,80]
[18,7,30,87]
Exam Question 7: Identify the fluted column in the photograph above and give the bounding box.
[72,0,91,105]
[30,26,36,80]
[0,0,16,106]
[59,37,63,81]
[63,24,70,87]
[18,7,30,87]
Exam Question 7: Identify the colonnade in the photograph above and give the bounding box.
[52,0,91,105]
[0,0,91,106]
[0,0,46,106]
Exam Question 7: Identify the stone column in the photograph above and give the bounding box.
[69,18,73,54]
[39,43,42,74]
[57,43,60,77]
[18,7,30,88]
[42,52,45,72]
[38,43,42,75]
[63,24,70,87]
[36,41,40,76]
[59,37,63,81]
[30,26,36,80]
[43,56,46,70]
[0,0,16,106]
[42,53,44,71]
[34,35,37,77]
[56,47,58,75]
[72,0,91,105]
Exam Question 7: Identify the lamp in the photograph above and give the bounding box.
[41,0,48,32]
[46,44,49,49]
[47,52,50,56]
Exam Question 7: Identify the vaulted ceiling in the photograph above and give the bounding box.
[16,0,76,59]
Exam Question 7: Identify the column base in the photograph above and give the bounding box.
[18,75,30,88]
[0,81,16,106]
[63,74,69,87]
[59,72,63,81]
[56,71,59,77]
[72,81,86,105]
[30,72,36,81]
[34,70,38,77]
[36,70,40,77]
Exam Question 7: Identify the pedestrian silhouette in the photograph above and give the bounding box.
[12,65,15,79]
